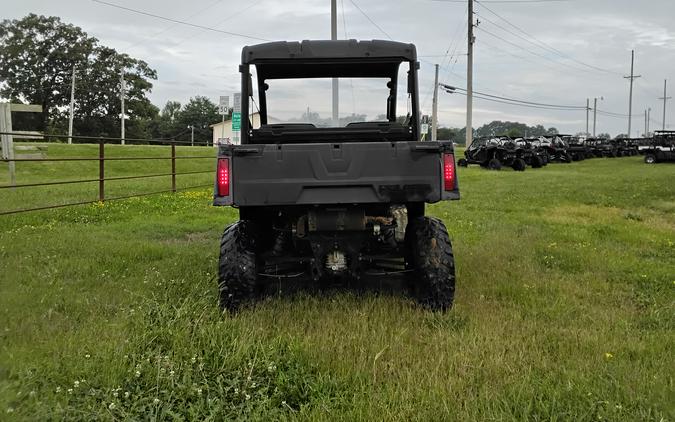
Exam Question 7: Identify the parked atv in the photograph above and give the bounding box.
[516,138,547,168]
[617,139,639,156]
[561,135,591,161]
[458,137,527,171]
[639,130,675,163]
[531,135,572,163]
[588,138,618,157]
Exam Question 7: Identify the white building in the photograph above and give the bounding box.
[210,112,263,146]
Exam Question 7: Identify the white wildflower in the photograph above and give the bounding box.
[245,394,251,400]
[135,370,141,378]
[108,402,116,410]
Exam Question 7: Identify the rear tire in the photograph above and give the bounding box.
[488,158,502,170]
[644,154,657,164]
[457,158,468,167]
[218,221,260,312]
[531,156,543,168]
[406,217,456,312]
[512,158,527,171]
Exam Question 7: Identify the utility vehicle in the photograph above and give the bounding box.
[530,135,571,163]
[515,138,547,168]
[588,137,617,157]
[458,137,527,171]
[640,130,675,163]
[562,135,592,161]
[213,40,459,312]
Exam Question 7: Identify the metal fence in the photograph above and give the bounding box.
[0,132,215,216]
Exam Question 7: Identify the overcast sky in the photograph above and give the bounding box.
[4,0,675,136]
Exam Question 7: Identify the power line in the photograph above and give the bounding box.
[476,26,600,76]
[422,3,468,111]
[340,0,357,115]
[167,0,267,50]
[475,0,622,76]
[441,83,585,109]
[91,0,271,42]
[348,0,393,40]
[444,89,584,111]
[122,0,226,51]
[475,12,593,75]
[432,0,572,3]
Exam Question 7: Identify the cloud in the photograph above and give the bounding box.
[4,0,674,135]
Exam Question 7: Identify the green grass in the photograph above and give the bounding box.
[0,144,673,420]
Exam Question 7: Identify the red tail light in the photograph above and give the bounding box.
[217,158,230,196]
[443,153,455,191]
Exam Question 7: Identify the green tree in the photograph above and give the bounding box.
[0,14,95,130]
[177,96,219,144]
[0,14,158,139]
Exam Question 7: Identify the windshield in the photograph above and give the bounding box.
[262,77,409,127]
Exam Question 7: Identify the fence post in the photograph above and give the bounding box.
[99,140,105,202]
[171,143,176,193]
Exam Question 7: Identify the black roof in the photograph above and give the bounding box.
[242,40,417,64]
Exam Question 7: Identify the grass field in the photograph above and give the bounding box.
[1,143,674,420]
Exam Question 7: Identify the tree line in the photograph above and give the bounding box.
[0,14,221,144]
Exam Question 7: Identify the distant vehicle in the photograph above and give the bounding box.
[531,135,572,163]
[616,138,639,157]
[587,137,617,158]
[458,137,527,171]
[561,135,592,161]
[639,130,675,163]
[516,138,548,167]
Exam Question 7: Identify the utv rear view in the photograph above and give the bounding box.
[213,40,460,312]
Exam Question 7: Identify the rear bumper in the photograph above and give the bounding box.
[214,141,459,207]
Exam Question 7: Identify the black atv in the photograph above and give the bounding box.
[560,135,590,161]
[617,138,639,156]
[458,137,527,171]
[588,138,618,158]
[639,130,675,163]
[516,138,547,168]
[531,135,572,163]
[214,40,460,312]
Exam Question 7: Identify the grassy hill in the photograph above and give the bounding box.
[0,144,673,420]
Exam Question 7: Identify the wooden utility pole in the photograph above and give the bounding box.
[331,0,339,127]
[658,79,671,130]
[68,65,76,145]
[120,68,126,145]
[585,98,590,136]
[593,98,598,137]
[432,64,439,142]
[465,0,474,147]
[624,50,640,137]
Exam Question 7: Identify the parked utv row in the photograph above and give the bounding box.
[458,134,648,171]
